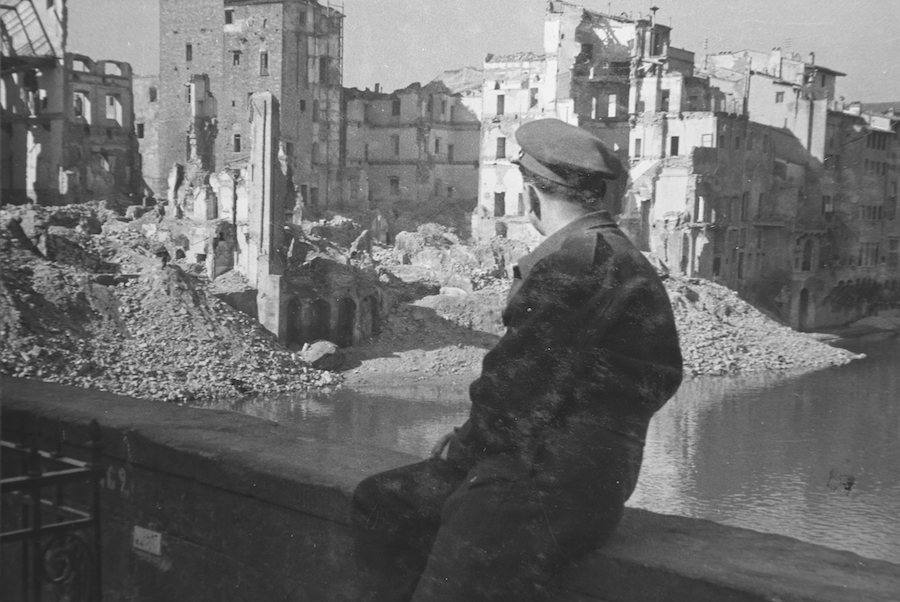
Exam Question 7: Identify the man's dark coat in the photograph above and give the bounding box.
[353,211,683,602]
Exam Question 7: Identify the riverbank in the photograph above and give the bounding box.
[342,272,863,389]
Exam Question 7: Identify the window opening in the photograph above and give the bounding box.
[494,192,506,217]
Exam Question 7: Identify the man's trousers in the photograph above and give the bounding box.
[352,432,640,601]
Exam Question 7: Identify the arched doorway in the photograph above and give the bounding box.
[287,297,303,347]
[335,297,356,347]
[307,299,331,343]
[798,288,810,332]
[358,295,380,338]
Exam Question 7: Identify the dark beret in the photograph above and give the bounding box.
[512,118,622,187]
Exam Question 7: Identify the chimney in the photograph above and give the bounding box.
[374,83,380,93]
[808,52,815,65]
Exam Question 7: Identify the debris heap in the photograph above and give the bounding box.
[1,203,337,404]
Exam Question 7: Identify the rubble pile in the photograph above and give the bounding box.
[1,204,338,403]
[359,247,859,380]
[665,276,859,377]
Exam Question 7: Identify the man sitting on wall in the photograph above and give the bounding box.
[353,118,683,602]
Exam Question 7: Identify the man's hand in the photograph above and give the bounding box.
[430,430,456,460]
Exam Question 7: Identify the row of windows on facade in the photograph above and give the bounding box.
[632,131,772,158]
[380,177,452,198]
[223,7,340,31]
[863,159,894,176]
[365,136,456,161]
[866,131,894,151]
[72,92,122,124]
[797,238,900,270]
[492,90,541,115]
[184,43,335,85]
[387,97,459,121]
[183,82,327,126]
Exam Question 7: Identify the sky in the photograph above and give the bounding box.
[68,0,899,102]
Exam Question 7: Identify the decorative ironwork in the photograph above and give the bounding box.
[1,416,104,602]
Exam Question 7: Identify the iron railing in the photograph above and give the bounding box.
[1,418,104,602]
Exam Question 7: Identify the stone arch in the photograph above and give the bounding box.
[307,298,331,343]
[287,297,303,347]
[798,288,811,331]
[335,297,356,347]
[358,295,380,338]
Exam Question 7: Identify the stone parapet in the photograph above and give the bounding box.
[2,376,899,601]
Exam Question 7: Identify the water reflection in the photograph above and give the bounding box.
[632,337,900,562]
[196,337,900,563]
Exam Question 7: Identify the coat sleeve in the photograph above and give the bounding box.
[447,236,682,467]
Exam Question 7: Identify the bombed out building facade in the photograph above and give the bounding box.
[1,0,139,205]
[147,0,390,349]
[471,1,900,331]
[342,70,482,236]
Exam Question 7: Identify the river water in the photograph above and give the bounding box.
[211,335,900,564]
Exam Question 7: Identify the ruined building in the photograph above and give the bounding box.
[1,0,138,205]
[342,68,482,237]
[622,45,900,330]
[154,0,343,215]
[472,1,690,242]
[471,1,899,331]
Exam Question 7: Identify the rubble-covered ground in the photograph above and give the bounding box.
[344,224,861,387]
[0,203,338,404]
[1,207,863,403]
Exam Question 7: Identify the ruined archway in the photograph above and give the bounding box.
[307,299,331,343]
[359,295,380,338]
[287,297,303,346]
[798,288,810,332]
[335,297,356,348]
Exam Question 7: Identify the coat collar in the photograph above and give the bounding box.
[515,211,616,280]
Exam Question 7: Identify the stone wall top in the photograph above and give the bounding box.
[3,376,899,602]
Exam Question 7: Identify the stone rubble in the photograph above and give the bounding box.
[1,203,339,404]
[347,226,861,384]
[1,205,861,403]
